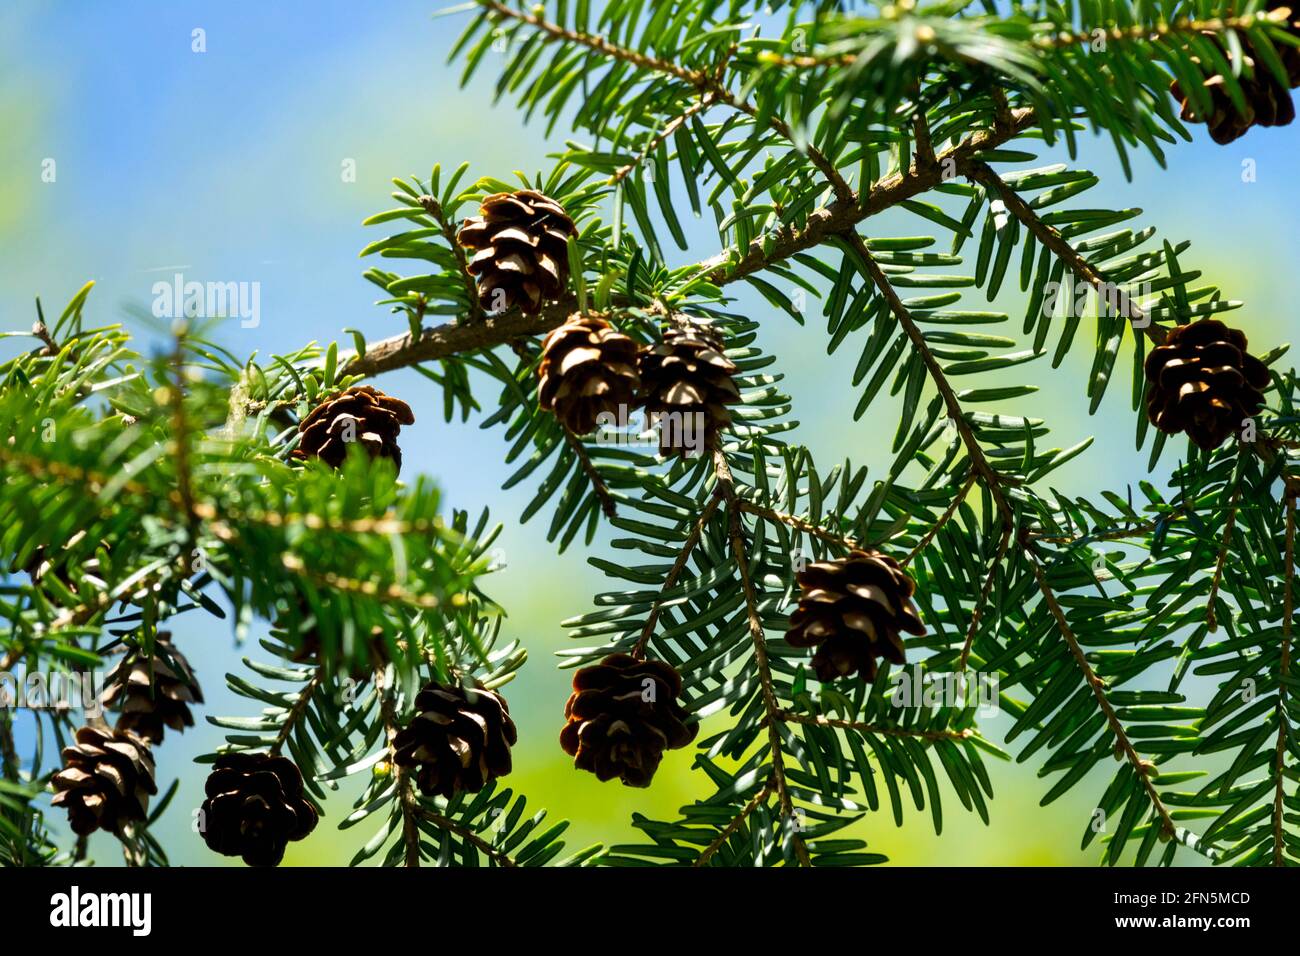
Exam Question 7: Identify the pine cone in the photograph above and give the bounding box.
[538,314,640,435]
[392,682,517,798]
[559,653,696,787]
[1144,318,1270,449]
[1169,9,1300,144]
[637,326,740,457]
[456,190,578,314]
[101,635,204,744]
[1171,64,1294,145]
[295,385,414,473]
[786,550,926,683]
[199,752,319,867]
[51,725,157,836]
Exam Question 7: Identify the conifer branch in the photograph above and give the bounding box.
[611,94,718,184]
[1,443,161,511]
[31,318,62,357]
[904,475,977,565]
[416,808,519,867]
[375,665,421,868]
[1027,543,1175,840]
[719,96,854,205]
[419,193,484,322]
[270,667,324,758]
[1034,11,1294,49]
[479,0,706,86]
[711,443,810,867]
[632,491,723,659]
[1274,492,1296,866]
[778,711,975,741]
[0,713,18,783]
[279,555,443,610]
[754,11,1291,70]
[736,500,860,552]
[14,0,1300,872]
[845,231,1016,529]
[167,345,201,572]
[693,780,773,867]
[482,1,850,198]
[195,505,446,537]
[962,159,1167,345]
[959,526,1012,672]
[1029,520,1162,545]
[340,303,573,378]
[337,108,1038,380]
[911,90,936,170]
[1205,481,1242,632]
[700,107,1037,287]
[563,430,619,519]
[507,336,617,520]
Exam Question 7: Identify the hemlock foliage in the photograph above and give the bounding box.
[2,0,1298,867]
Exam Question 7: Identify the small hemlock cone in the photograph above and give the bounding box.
[537,314,640,435]
[391,682,517,798]
[199,752,319,867]
[51,725,157,836]
[1144,318,1269,450]
[456,189,578,314]
[101,635,204,744]
[786,550,926,683]
[295,385,414,473]
[637,326,740,457]
[559,653,696,787]
[1169,6,1300,144]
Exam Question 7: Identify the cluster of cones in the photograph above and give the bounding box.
[41,153,1279,868]
[382,655,698,797]
[51,635,203,841]
[538,314,741,456]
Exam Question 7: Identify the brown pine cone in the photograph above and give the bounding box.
[51,725,157,836]
[559,653,696,787]
[456,189,578,314]
[637,326,740,457]
[199,752,319,867]
[1169,9,1300,144]
[295,385,414,473]
[1144,318,1270,449]
[101,635,203,744]
[537,314,640,435]
[391,682,517,798]
[786,550,926,683]
[1171,66,1294,145]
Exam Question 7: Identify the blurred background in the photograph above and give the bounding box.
[1,0,1295,866]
